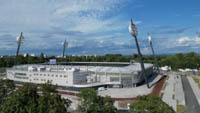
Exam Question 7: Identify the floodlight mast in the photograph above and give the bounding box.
[129,19,150,88]
[62,39,68,58]
[148,33,160,73]
[15,32,24,65]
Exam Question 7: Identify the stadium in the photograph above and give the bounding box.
[7,61,153,91]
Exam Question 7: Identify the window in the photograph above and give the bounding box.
[15,73,26,76]
[52,74,54,77]
[64,75,67,78]
[110,77,120,82]
[56,75,58,77]
[60,75,62,77]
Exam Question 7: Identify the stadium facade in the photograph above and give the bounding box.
[7,62,153,91]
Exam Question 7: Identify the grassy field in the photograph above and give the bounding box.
[177,104,186,113]
[192,76,200,88]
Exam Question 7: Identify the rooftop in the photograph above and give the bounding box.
[9,62,153,74]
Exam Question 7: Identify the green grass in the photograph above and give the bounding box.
[192,76,199,83]
[192,76,200,88]
[176,105,186,113]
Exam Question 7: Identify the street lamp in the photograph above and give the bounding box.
[148,33,160,74]
[129,19,150,88]
[62,39,68,58]
[16,32,24,65]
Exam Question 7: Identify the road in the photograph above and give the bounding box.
[181,75,200,113]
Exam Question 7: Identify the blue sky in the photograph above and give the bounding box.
[0,0,200,56]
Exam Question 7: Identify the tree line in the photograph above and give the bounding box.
[1,52,200,70]
[0,80,175,113]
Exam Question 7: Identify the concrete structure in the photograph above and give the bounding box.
[7,62,153,90]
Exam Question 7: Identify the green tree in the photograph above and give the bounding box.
[0,84,39,113]
[40,52,45,63]
[0,83,71,113]
[38,83,71,113]
[78,88,117,113]
[130,95,175,113]
[0,80,15,108]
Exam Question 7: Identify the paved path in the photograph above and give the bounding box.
[175,75,185,105]
[181,75,200,113]
[162,74,176,111]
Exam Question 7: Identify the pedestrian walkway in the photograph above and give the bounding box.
[175,75,185,105]
[162,74,176,111]
[187,76,200,105]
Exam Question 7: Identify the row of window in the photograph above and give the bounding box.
[33,78,53,82]
[14,75,28,79]
[31,73,68,78]
[15,73,27,76]
[33,78,68,83]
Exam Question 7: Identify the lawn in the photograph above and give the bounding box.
[177,104,185,113]
[192,76,200,88]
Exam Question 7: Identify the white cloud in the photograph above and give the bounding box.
[176,36,200,47]
[0,0,146,55]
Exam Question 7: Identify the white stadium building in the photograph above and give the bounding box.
[7,62,153,91]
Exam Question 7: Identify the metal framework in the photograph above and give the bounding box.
[62,39,68,58]
[129,19,150,88]
[148,33,160,73]
[16,32,24,65]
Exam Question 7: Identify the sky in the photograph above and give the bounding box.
[0,0,200,56]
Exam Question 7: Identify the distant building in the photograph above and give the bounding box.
[23,53,28,57]
[30,54,36,57]
[161,66,171,71]
[56,56,62,58]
